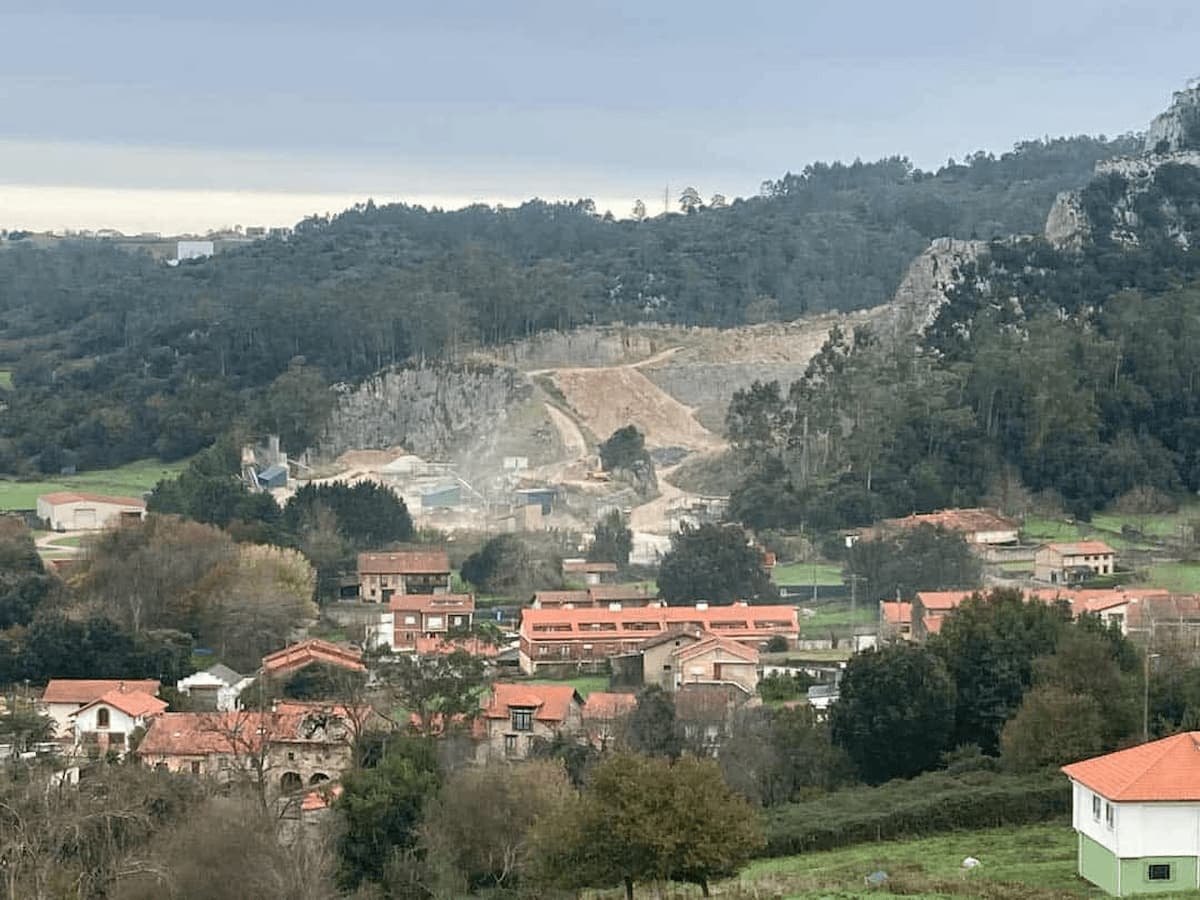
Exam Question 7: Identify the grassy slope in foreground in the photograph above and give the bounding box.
[728,823,1121,899]
[0,458,189,511]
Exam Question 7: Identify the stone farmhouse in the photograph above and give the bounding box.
[357,549,451,601]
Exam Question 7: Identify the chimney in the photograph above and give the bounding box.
[695,602,709,611]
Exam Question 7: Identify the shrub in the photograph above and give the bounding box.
[760,768,1069,857]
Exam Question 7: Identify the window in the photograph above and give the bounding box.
[1105,802,1114,829]
[511,708,533,732]
[96,707,110,729]
[1148,864,1172,881]
[1092,795,1101,821]
[190,761,201,775]
[504,734,517,756]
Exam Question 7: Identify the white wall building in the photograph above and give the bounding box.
[39,679,161,739]
[36,491,146,531]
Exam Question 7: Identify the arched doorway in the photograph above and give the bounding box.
[309,772,330,785]
[280,771,303,792]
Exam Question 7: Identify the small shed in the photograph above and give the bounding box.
[256,463,288,490]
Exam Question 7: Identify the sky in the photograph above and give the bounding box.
[1,0,1199,234]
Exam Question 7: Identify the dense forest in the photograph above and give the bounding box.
[727,153,1200,528]
[0,135,1136,475]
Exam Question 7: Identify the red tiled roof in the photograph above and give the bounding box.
[42,679,160,704]
[137,704,362,757]
[1071,588,1169,616]
[1062,732,1200,801]
[38,491,146,508]
[675,634,760,664]
[357,549,450,575]
[583,692,636,720]
[301,783,343,811]
[411,636,501,658]
[73,689,168,719]
[482,683,581,723]
[1129,593,1200,627]
[520,603,798,641]
[563,560,618,574]
[389,593,475,613]
[588,584,658,603]
[1042,541,1115,557]
[881,508,1017,535]
[881,601,910,625]
[261,639,366,675]
[532,590,591,606]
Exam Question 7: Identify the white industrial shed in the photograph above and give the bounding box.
[36,492,146,531]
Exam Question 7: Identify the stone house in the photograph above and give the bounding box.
[1035,541,1116,585]
[357,549,451,602]
[135,702,364,795]
[476,683,584,763]
[581,691,636,749]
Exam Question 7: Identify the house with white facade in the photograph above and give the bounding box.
[40,679,161,739]
[176,664,253,711]
[36,492,146,531]
[1062,732,1200,895]
[70,688,168,757]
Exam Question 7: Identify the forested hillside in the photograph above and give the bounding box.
[0,135,1136,475]
[728,137,1200,528]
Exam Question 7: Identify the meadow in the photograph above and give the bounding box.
[0,458,189,510]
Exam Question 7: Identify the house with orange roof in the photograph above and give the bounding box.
[136,702,363,795]
[69,687,168,757]
[357,549,451,602]
[582,691,636,748]
[863,508,1019,547]
[365,593,476,652]
[518,602,798,674]
[36,491,146,531]
[261,639,366,678]
[1036,541,1116,585]
[476,682,584,762]
[1062,733,1200,895]
[39,678,161,739]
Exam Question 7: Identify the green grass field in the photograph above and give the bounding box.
[0,370,11,389]
[801,604,876,631]
[723,823,1109,899]
[1146,561,1200,593]
[529,675,610,698]
[0,457,189,511]
[773,561,843,586]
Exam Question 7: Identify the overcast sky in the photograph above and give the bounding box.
[1,0,1198,233]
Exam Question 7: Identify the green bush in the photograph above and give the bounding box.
[760,768,1068,856]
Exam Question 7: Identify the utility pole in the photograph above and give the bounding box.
[1144,651,1161,742]
[664,183,670,215]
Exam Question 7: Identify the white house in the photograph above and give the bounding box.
[1062,732,1200,895]
[36,491,146,531]
[70,687,168,757]
[40,679,161,739]
[176,664,253,711]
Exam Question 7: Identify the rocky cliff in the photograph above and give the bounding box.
[1146,79,1200,154]
[316,362,545,466]
[882,237,989,336]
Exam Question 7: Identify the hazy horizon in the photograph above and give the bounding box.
[3,1,1199,234]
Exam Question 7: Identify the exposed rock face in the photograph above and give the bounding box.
[317,363,535,463]
[885,237,988,335]
[1044,190,1090,250]
[1145,79,1200,154]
